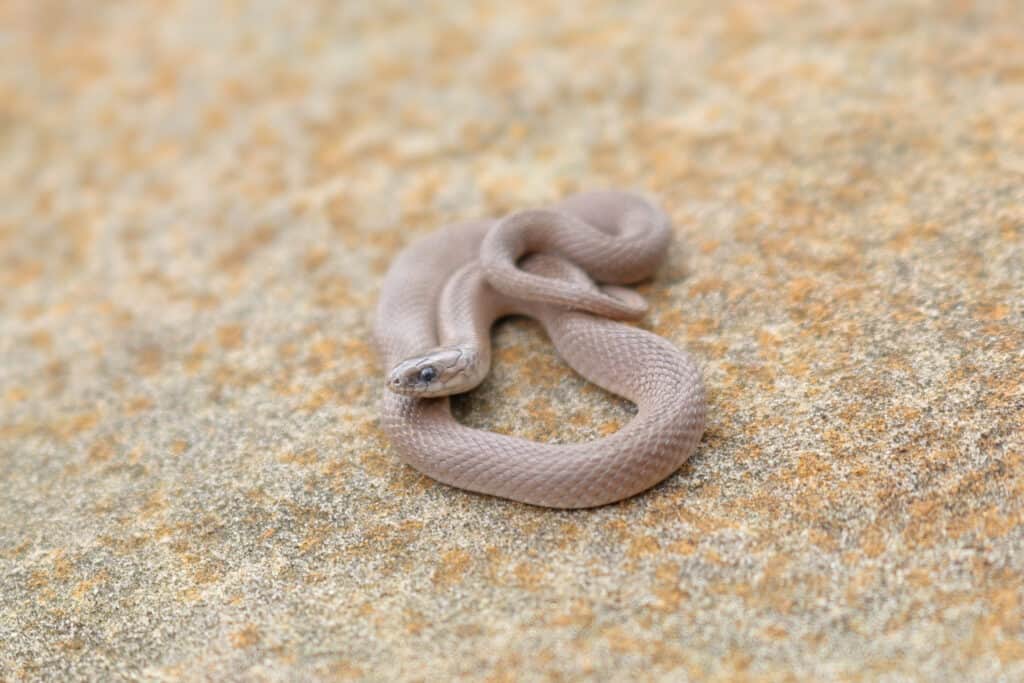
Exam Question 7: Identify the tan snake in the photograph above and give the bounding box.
[374,190,706,508]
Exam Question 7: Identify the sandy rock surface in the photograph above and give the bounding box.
[2,1,1022,680]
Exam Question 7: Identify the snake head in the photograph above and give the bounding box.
[386,346,478,398]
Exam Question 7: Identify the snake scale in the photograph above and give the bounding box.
[374,190,706,508]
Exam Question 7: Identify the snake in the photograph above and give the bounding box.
[373,190,706,508]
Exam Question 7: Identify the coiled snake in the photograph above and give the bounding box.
[374,190,705,508]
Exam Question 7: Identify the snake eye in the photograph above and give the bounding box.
[418,367,437,383]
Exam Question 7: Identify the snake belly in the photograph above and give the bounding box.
[373,191,706,508]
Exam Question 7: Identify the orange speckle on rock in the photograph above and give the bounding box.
[279,449,318,466]
[217,324,244,350]
[136,345,163,376]
[304,246,329,272]
[29,330,52,349]
[314,275,355,308]
[511,561,543,591]
[603,626,644,654]
[433,549,473,587]
[5,386,27,403]
[298,525,330,555]
[982,506,1015,539]
[124,396,153,415]
[58,412,100,441]
[326,661,365,680]
[689,277,726,296]
[202,104,227,131]
[230,625,261,649]
[184,343,208,373]
[975,303,1010,321]
[87,438,118,463]
[547,600,595,628]
[7,260,43,286]
[787,278,817,304]
[860,526,886,558]
[795,452,833,479]
[699,239,720,253]
[216,225,277,272]
[996,639,1024,665]
[627,535,661,559]
[71,570,110,602]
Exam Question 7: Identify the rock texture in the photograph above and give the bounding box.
[1,1,1022,680]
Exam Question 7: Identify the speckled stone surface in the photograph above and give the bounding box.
[2,1,1023,681]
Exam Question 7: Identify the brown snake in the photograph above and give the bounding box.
[374,190,706,508]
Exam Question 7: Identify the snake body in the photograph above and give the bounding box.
[374,191,706,508]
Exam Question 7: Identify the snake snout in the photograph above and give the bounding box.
[385,367,406,392]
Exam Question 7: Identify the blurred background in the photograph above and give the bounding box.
[2,1,1022,680]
